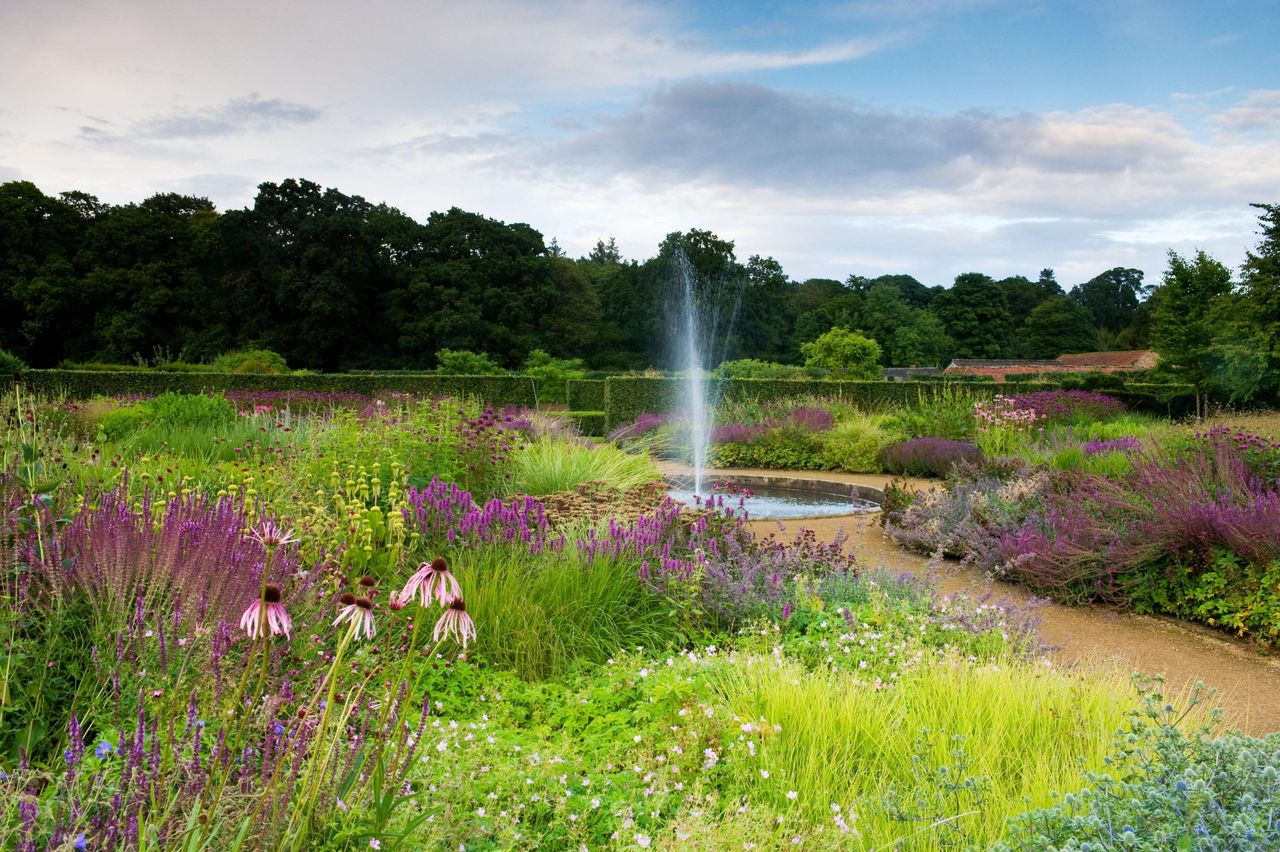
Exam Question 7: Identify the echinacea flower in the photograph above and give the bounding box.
[432,597,476,648]
[401,556,462,608]
[387,590,409,611]
[240,583,292,640]
[249,519,299,549]
[334,594,376,640]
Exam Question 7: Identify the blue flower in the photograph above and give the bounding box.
[74,834,87,850]
[273,723,285,736]
[1175,780,1188,793]
[95,741,115,759]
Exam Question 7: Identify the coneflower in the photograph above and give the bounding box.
[400,556,461,608]
[334,595,376,640]
[248,519,299,549]
[432,597,476,648]
[239,584,292,640]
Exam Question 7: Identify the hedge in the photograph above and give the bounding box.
[567,379,606,412]
[16,370,540,407]
[602,377,1197,430]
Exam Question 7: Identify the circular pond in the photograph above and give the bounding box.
[666,474,881,520]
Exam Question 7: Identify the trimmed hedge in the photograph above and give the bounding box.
[602,376,1197,429]
[567,379,606,412]
[16,370,540,407]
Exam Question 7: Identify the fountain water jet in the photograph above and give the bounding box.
[674,250,711,496]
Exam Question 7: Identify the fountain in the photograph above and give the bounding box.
[664,250,880,521]
[673,250,711,496]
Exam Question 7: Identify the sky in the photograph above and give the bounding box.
[2,0,1278,287]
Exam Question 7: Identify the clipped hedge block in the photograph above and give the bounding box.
[16,370,540,407]
[567,379,606,412]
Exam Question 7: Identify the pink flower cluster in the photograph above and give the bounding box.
[973,396,1040,430]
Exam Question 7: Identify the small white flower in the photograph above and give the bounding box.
[786,790,798,800]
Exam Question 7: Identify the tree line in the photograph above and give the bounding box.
[1,179,1274,397]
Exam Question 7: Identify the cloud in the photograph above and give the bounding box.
[137,95,321,139]
[538,82,1027,192]
[1211,89,1280,135]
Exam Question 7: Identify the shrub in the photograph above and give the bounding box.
[435,348,505,375]
[712,359,803,380]
[800,327,882,380]
[999,680,1278,851]
[0,347,26,376]
[523,349,587,404]
[880,438,984,478]
[211,348,290,374]
[894,383,978,441]
[817,416,899,473]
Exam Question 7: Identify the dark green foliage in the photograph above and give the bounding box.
[15,369,539,406]
[211,348,290,374]
[434,348,506,375]
[566,379,606,412]
[930,272,1013,358]
[1069,266,1149,332]
[0,347,26,375]
[1017,296,1099,358]
[1150,251,1235,403]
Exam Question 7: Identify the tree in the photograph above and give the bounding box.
[998,275,1051,329]
[891,311,953,367]
[859,283,915,364]
[1149,250,1234,412]
[800,327,882,379]
[929,273,1012,358]
[1017,296,1098,359]
[1069,267,1148,334]
[1036,268,1064,297]
[1238,203,1280,398]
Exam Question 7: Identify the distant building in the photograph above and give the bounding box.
[882,366,943,381]
[944,350,1157,381]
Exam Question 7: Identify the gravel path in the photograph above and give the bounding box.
[662,464,1280,735]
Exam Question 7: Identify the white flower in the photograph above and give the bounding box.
[786,790,798,800]
[635,834,651,848]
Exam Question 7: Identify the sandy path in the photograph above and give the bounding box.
[663,464,1280,735]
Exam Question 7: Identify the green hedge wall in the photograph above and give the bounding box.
[17,370,540,407]
[602,376,1197,429]
[567,379,606,412]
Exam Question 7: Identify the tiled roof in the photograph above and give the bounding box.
[1055,350,1158,369]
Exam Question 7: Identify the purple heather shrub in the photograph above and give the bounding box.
[607,412,673,442]
[879,438,984,478]
[49,486,310,630]
[787,406,836,432]
[998,443,1280,607]
[710,422,769,444]
[1084,436,1144,455]
[1002,389,1127,422]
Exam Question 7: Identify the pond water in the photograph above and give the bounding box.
[666,479,880,520]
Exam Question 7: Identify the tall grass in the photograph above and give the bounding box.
[711,656,1133,849]
[895,384,979,441]
[510,438,659,495]
[447,540,676,679]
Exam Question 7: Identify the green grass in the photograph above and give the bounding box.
[510,438,659,496]
[710,655,1132,849]
[447,540,676,679]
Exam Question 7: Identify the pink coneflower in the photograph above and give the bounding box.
[432,597,476,648]
[240,584,292,640]
[249,519,299,549]
[387,590,409,611]
[334,594,376,640]
[400,557,462,608]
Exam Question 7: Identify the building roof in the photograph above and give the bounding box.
[1055,350,1158,369]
